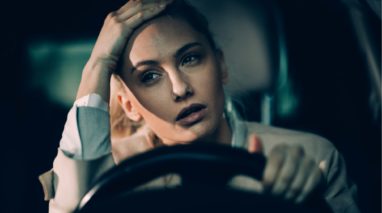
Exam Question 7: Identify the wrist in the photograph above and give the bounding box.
[76,57,115,101]
[86,55,119,76]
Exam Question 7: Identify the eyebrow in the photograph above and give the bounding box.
[130,42,202,73]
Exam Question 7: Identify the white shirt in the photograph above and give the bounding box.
[48,93,360,213]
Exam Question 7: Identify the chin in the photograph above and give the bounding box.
[186,120,218,143]
[161,129,208,146]
[160,115,219,146]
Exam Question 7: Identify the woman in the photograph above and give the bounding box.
[39,0,359,212]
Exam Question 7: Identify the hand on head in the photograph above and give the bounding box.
[76,0,174,100]
[90,0,174,69]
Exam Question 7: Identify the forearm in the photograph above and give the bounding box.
[76,57,116,103]
[41,1,172,211]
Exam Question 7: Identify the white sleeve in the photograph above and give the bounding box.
[59,94,111,160]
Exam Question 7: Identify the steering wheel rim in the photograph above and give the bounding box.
[76,144,332,213]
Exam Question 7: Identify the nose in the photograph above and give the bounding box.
[169,71,194,102]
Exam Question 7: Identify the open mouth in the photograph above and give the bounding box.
[176,104,207,126]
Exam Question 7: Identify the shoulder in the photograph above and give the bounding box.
[241,121,337,161]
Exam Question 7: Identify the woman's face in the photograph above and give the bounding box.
[120,16,228,145]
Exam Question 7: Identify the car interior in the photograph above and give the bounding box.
[0,0,380,212]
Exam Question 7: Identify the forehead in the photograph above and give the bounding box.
[128,16,206,63]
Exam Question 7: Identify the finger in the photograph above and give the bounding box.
[118,0,162,13]
[295,166,323,203]
[271,146,304,196]
[124,4,168,29]
[117,0,171,20]
[284,158,314,201]
[116,3,164,21]
[116,0,134,13]
[262,145,287,192]
[247,134,263,153]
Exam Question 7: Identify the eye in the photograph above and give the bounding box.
[140,71,161,85]
[181,54,201,66]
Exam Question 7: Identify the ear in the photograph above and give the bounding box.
[117,92,143,122]
[215,49,229,85]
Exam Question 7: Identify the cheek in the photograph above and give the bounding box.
[193,62,225,97]
[132,101,195,143]
[130,84,175,122]
[130,93,174,132]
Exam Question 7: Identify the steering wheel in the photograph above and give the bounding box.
[76,144,332,213]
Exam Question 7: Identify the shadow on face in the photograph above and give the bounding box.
[116,16,229,145]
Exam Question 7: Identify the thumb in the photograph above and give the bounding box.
[248,134,263,154]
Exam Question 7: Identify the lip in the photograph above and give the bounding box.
[176,104,207,126]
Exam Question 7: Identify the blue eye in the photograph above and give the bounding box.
[140,71,161,85]
[181,54,201,66]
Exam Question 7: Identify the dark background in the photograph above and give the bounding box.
[0,0,380,212]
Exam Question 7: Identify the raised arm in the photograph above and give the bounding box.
[40,1,173,213]
[77,0,173,101]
